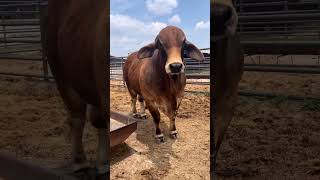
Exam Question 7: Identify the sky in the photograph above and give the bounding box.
[110,0,210,57]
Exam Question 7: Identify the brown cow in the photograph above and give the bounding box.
[212,0,244,161]
[41,0,109,177]
[123,26,204,142]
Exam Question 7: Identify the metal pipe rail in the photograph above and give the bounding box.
[239,9,320,15]
[238,19,320,25]
[0,56,41,61]
[244,64,320,68]
[241,41,320,55]
[239,13,320,21]
[0,39,40,43]
[235,1,320,8]
[244,66,320,74]
[239,90,320,101]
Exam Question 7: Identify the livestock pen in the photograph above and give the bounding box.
[216,1,320,179]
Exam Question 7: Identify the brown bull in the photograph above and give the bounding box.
[123,26,204,142]
[41,0,109,176]
[212,0,244,162]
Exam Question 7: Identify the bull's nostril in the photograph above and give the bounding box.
[169,63,183,73]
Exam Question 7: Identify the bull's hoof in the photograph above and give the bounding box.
[71,161,91,173]
[139,113,147,119]
[73,167,96,180]
[132,113,147,120]
[169,130,178,139]
[155,134,165,143]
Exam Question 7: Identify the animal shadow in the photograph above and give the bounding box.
[135,115,177,178]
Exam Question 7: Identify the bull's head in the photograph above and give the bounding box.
[212,0,238,40]
[137,26,204,75]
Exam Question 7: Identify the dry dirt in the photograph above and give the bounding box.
[217,70,320,180]
[110,85,210,180]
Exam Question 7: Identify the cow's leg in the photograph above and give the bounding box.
[56,86,89,172]
[137,95,147,119]
[168,96,183,139]
[146,101,164,143]
[128,89,137,115]
[87,104,109,175]
[67,111,90,172]
[169,115,177,139]
[214,93,237,157]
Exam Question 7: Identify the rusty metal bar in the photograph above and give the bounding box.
[239,90,320,101]
[244,66,320,74]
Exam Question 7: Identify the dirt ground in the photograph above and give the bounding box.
[0,76,100,169]
[110,84,210,180]
[217,71,320,180]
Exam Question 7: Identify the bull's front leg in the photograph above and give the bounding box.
[168,97,182,139]
[169,114,178,139]
[146,101,164,143]
[66,112,90,172]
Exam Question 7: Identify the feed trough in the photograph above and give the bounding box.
[110,111,138,147]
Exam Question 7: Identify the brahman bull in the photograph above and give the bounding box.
[123,26,204,142]
[41,0,109,177]
[212,0,244,163]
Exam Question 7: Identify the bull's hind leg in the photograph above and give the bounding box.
[128,89,138,115]
[137,95,147,119]
[87,104,109,175]
[146,101,164,143]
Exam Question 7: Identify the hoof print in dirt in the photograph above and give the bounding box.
[155,134,165,143]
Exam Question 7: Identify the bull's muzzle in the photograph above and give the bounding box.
[170,63,183,74]
[165,61,185,75]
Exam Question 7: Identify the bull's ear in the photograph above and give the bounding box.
[137,42,156,59]
[185,40,205,61]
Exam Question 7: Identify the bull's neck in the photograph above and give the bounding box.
[149,49,185,94]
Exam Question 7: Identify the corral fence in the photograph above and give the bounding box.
[235,0,320,100]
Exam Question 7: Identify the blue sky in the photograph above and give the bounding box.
[110,0,210,57]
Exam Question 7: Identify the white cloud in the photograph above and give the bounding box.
[195,20,210,31]
[146,0,178,16]
[168,14,181,24]
[110,13,168,56]
[110,14,167,36]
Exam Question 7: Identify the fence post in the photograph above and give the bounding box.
[39,1,49,81]
[122,57,125,87]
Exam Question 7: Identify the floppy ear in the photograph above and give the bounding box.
[185,40,205,61]
[137,42,156,59]
[137,36,160,59]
